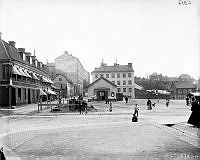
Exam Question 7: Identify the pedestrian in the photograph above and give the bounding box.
[186,96,189,106]
[147,99,152,110]
[109,101,112,112]
[166,99,169,107]
[0,147,6,160]
[125,96,128,104]
[188,97,200,127]
[134,104,139,117]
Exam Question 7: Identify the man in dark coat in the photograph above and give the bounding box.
[188,97,200,127]
[147,99,152,110]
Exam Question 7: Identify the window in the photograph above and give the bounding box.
[95,74,98,78]
[100,74,104,77]
[178,89,182,94]
[123,73,126,78]
[117,73,120,78]
[106,74,109,78]
[128,80,132,85]
[128,73,131,77]
[117,81,120,85]
[18,88,21,100]
[129,88,132,92]
[117,88,121,92]
[112,81,115,84]
[123,88,126,92]
[59,78,62,81]
[111,73,115,78]
[123,81,126,85]
[183,89,187,94]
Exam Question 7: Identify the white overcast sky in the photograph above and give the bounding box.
[0,0,200,79]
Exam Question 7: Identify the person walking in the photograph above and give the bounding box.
[125,96,128,104]
[186,96,189,106]
[166,99,169,107]
[0,147,6,160]
[188,97,200,127]
[147,99,152,110]
[134,104,139,117]
[109,101,112,112]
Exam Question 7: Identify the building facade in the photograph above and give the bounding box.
[53,73,74,98]
[170,82,196,99]
[54,51,90,96]
[0,36,53,107]
[91,62,135,98]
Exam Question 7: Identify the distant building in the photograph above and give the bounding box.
[0,36,53,107]
[91,62,135,98]
[54,51,90,96]
[178,74,194,82]
[87,77,117,101]
[170,81,196,99]
[53,73,74,98]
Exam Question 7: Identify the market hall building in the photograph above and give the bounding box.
[0,36,54,108]
[89,61,135,100]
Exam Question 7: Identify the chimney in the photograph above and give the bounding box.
[128,63,132,67]
[8,41,16,47]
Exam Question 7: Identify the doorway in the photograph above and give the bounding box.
[11,88,16,106]
[28,89,31,104]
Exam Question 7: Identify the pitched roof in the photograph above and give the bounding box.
[173,82,196,89]
[92,64,133,73]
[0,40,10,59]
[87,77,117,88]
[1,40,24,62]
[53,72,73,84]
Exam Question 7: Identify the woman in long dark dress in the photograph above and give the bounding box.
[187,97,200,127]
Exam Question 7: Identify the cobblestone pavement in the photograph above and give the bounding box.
[0,99,199,159]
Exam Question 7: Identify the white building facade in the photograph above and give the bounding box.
[55,51,90,95]
[91,62,135,98]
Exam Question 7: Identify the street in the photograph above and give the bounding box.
[0,99,200,159]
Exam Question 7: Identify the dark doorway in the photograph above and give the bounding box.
[28,89,31,104]
[97,91,108,101]
[11,88,16,106]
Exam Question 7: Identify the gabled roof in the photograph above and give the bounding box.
[172,82,196,89]
[0,40,10,59]
[53,73,73,84]
[87,77,117,89]
[92,64,133,73]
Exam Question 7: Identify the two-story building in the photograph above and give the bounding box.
[0,36,54,108]
[90,62,135,99]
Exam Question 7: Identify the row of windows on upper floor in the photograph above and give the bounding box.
[94,72,132,79]
[112,80,132,85]
[117,87,132,93]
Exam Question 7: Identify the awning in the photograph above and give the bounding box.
[32,72,40,80]
[18,67,28,77]
[40,89,47,96]
[48,89,57,95]
[48,78,54,84]
[42,76,50,83]
[23,69,32,78]
[12,66,22,76]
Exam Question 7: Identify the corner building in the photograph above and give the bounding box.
[0,37,53,107]
[91,62,135,98]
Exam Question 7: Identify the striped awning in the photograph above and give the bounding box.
[12,66,22,76]
[32,72,40,80]
[48,89,57,95]
[40,89,47,96]
[23,69,32,78]
[17,67,28,77]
